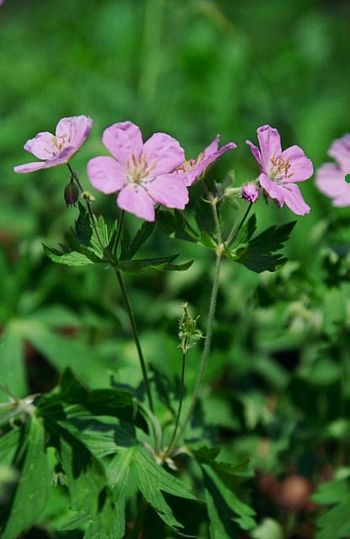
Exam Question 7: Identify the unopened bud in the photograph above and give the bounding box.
[64,180,79,206]
[242,182,259,203]
[178,303,203,352]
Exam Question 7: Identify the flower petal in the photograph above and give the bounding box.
[102,121,143,165]
[281,145,313,182]
[316,163,345,197]
[87,156,127,194]
[259,173,284,206]
[202,135,220,158]
[282,183,310,215]
[24,131,56,160]
[246,139,262,165]
[257,125,282,172]
[117,184,155,221]
[56,115,93,150]
[143,133,185,175]
[144,173,189,209]
[14,161,51,173]
[185,140,236,186]
[328,134,350,170]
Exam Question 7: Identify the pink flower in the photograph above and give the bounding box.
[242,183,259,203]
[87,121,189,222]
[316,134,350,207]
[178,135,236,186]
[246,125,313,215]
[14,115,92,174]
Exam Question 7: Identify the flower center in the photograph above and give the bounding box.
[178,152,204,173]
[51,135,67,153]
[127,153,154,184]
[269,155,293,181]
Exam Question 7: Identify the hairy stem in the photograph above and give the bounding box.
[164,343,187,458]
[67,165,154,413]
[113,267,154,413]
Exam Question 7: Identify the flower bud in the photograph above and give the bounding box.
[178,303,203,352]
[242,183,259,203]
[64,180,79,206]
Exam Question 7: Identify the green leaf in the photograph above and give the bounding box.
[43,244,97,266]
[2,417,49,539]
[132,445,198,530]
[119,255,193,273]
[312,479,350,539]
[0,326,27,403]
[203,466,256,536]
[0,429,21,467]
[157,210,198,243]
[120,221,156,261]
[23,323,111,387]
[38,369,148,433]
[231,221,296,273]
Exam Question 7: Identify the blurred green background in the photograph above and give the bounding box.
[1,0,350,537]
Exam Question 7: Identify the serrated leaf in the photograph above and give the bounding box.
[232,221,296,273]
[43,244,97,266]
[120,221,156,261]
[157,210,198,242]
[202,466,256,537]
[119,255,193,273]
[133,445,197,530]
[2,417,49,539]
[38,369,148,433]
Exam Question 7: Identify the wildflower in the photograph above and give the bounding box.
[178,134,236,186]
[87,121,189,221]
[316,134,350,206]
[246,125,313,215]
[242,182,259,203]
[14,116,92,174]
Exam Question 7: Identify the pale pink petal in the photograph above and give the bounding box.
[259,173,284,206]
[282,183,310,215]
[242,183,259,202]
[257,125,282,172]
[14,161,51,173]
[281,145,313,182]
[24,132,56,159]
[246,140,262,165]
[102,122,143,165]
[185,140,236,186]
[328,134,350,170]
[56,115,92,149]
[87,156,127,194]
[143,133,185,175]
[144,173,189,209]
[14,151,72,173]
[316,163,347,199]
[202,135,220,158]
[334,192,350,207]
[117,184,155,221]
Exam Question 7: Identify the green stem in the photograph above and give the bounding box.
[113,267,154,414]
[113,209,125,255]
[164,345,187,458]
[176,252,222,442]
[129,496,148,539]
[66,165,154,414]
[225,202,252,248]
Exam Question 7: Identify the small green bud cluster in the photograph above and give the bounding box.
[178,303,203,352]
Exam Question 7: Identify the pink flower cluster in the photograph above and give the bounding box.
[316,134,350,206]
[14,116,315,220]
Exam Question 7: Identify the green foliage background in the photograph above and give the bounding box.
[1,0,350,537]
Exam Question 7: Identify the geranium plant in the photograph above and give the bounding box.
[0,115,314,539]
